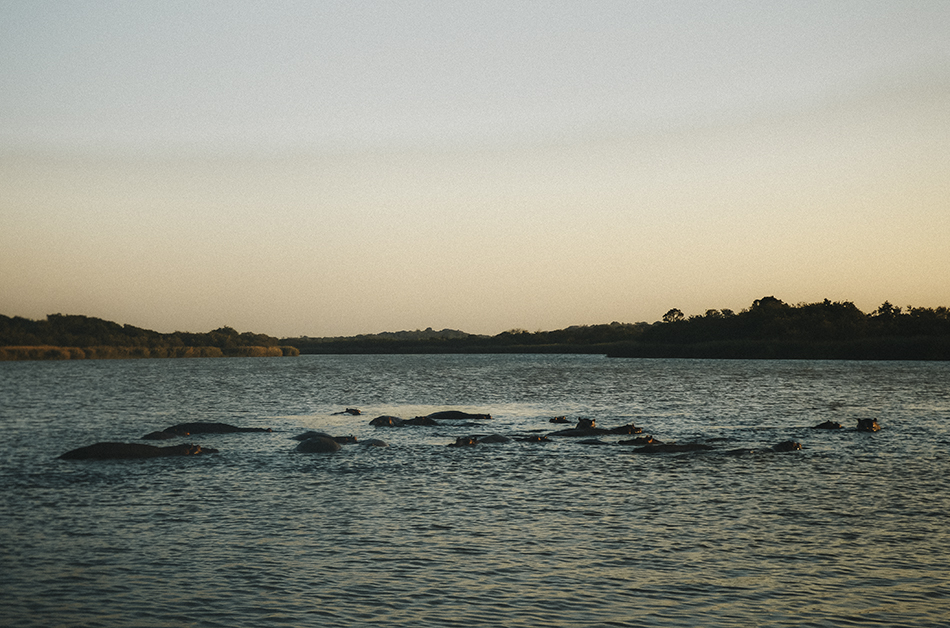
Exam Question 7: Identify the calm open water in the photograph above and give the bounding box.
[1,354,949,627]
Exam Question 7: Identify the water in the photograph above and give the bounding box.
[1,354,948,627]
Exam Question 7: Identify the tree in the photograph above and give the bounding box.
[663,308,684,323]
[873,301,901,318]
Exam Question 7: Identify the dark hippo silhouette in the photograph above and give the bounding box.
[369,415,404,427]
[548,420,642,438]
[516,435,551,442]
[549,416,569,423]
[618,436,657,446]
[332,408,361,415]
[143,422,271,439]
[475,434,511,444]
[605,424,644,435]
[59,442,218,460]
[141,430,178,440]
[725,448,756,456]
[425,411,491,421]
[292,430,331,441]
[368,415,439,427]
[813,421,843,429]
[856,418,881,432]
[772,440,803,452]
[293,431,356,444]
[295,436,341,453]
[447,436,479,447]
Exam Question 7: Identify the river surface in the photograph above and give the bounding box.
[1,354,948,627]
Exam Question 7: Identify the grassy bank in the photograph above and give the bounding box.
[0,345,300,361]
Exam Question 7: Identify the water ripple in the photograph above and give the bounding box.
[2,356,949,627]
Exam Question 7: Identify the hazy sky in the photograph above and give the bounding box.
[2,1,949,337]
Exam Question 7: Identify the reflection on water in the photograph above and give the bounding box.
[1,355,949,626]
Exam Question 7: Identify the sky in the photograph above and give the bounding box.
[2,1,949,338]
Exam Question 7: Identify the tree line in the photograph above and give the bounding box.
[0,314,299,360]
[4,297,950,361]
[282,296,950,359]
[607,297,950,360]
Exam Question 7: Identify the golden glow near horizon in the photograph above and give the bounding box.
[2,2,949,337]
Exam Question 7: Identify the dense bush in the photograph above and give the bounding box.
[5,297,950,360]
[0,314,292,361]
[608,297,950,360]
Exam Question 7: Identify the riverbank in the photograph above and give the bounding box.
[0,345,299,361]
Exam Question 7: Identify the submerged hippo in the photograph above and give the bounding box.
[291,430,331,441]
[772,440,803,452]
[548,420,642,438]
[475,434,511,444]
[856,418,881,432]
[295,436,341,453]
[143,422,271,439]
[516,435,551,442]
[369,416,405,427]
[618,436,657,446]
[447,436,480,447]
[294,431,355,445]
[813,421,843,430]
[141,430,178,440]
[59,442,218,460]
[425,411,492,421]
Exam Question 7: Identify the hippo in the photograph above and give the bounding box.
[856,418,881,432]
[447,436,479,447]
[548,421,642,438]
[724,448,756,456]
[369,416,405,427]
[332,408,361,415]
[292,430,331,441]
[425,411,492,421]
[813,421,843,430]
[549,416,569,424]
[516,435,551,442]
[772,440,803,452]
[59,442,218,460]
[141,430,178,440]
[143,422,271,439]
[476,434,511,444]
[295,436,341,453]
[402,416,439,426]
[618,436,657,446]
[546,427,592,437]
[293,431,355,444]
[605,424,643,435]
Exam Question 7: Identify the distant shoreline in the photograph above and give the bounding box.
[0,345,299,361]
[4,296,950,361]
[4,337,949,362]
